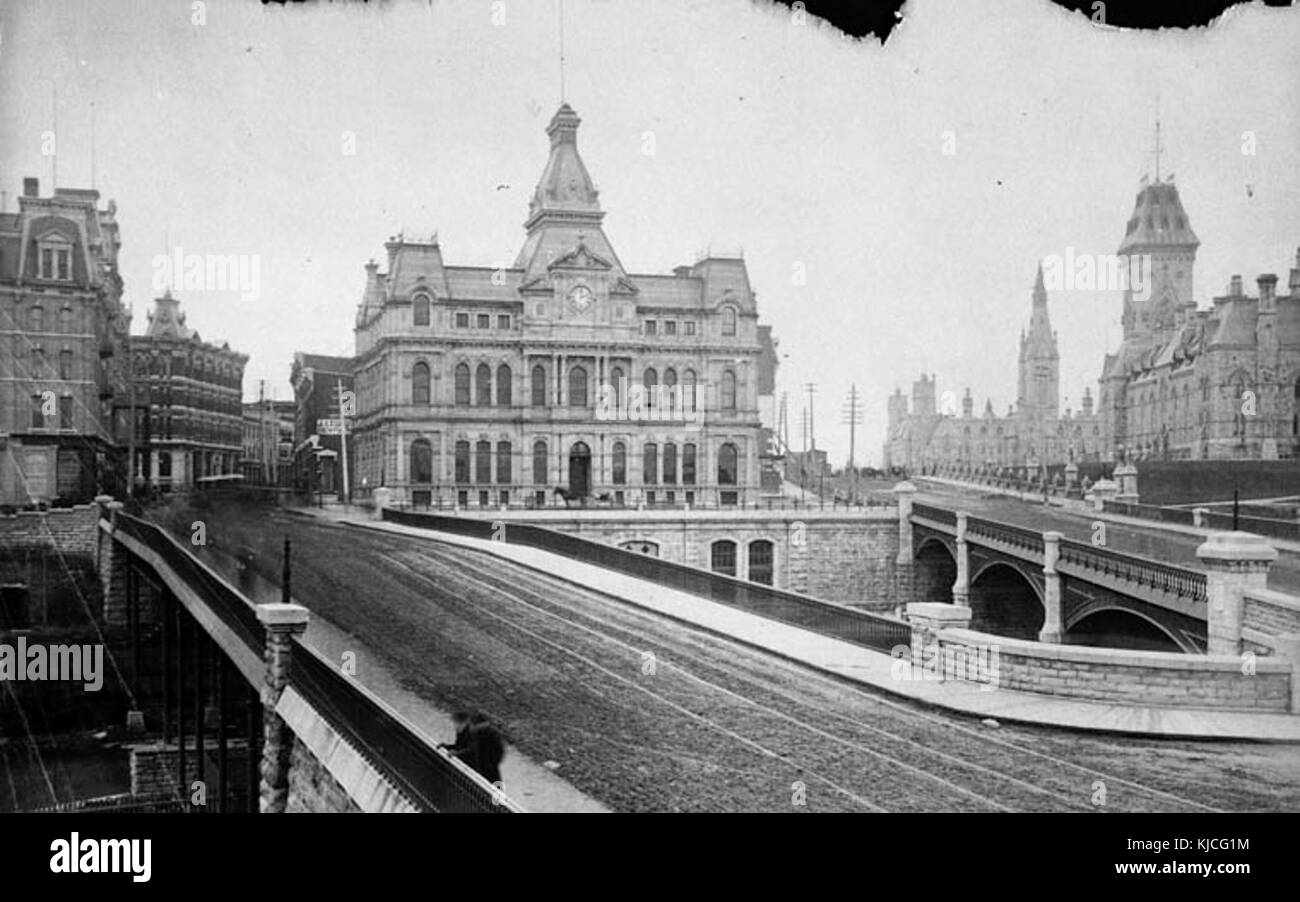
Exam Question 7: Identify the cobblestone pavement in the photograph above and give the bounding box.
[191,502,1300,812]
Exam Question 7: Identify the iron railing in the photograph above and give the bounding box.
[966,517,1045,557]
[383,509,912,653]
[911,503,955,526]
[1058,538,1208,604]
[107,511,514,814]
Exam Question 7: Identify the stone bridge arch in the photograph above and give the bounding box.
[914,535,957,605]
[1063,592,1201,653]
[968,560,1044,641]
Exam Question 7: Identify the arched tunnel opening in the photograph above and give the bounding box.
[914,541,956,605]
[969,564,1044,641]
[1065,610,1183,652]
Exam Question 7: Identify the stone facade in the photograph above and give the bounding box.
[286,735,363,813]
[0,178,129,506]
[350,104,774,510]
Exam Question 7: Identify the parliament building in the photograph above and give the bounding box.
[350,104,775,509]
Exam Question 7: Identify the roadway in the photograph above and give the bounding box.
[916,484,1300,595]
[183,499,1300,812]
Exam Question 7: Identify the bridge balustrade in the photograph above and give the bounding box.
[1058,537,1208,604]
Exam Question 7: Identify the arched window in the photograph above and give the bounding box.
[722,307,737,337]
[59,350,73,381]
[663,442,677,484]
[29,306,43,332]
[413,294,431,326]
[711,540,737,576]
[496,441,512,483]
[410,438,433,484]
[682,443,697,485]
[610,366,624,411]
[412,362,430,405]
[531,365,547,407]
[496,364,512,406]
[717,442,738,485]
[476,364,492,406]
[454,363,470,406]
[532,440,548,484]
[569,366,588,408]
[643,442,658,484]
[475,440,491,482]
[612,441,627,485]
[643,367,658,411]
[454,440,470,484]
[748,540,774,586]
[664,368,678,415]
[721,370,736,411]
[683,370,697,413]
[59,307,72,331]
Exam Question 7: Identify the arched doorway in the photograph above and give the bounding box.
[914,539,956,605]
[969,563,1043,640]
[568,441,591,497]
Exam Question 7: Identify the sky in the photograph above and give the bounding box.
[2,0,1297,465]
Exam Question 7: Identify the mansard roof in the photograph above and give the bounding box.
[1118,178,1199,254]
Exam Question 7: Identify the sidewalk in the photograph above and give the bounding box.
[339,511,1300,742]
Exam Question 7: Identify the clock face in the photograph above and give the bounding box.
[568,284,594,312]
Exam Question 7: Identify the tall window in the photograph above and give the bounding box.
[664,368,678,415]
[711,540,737,576]
[412,362,431,405]
[683,370,697,414]
[410,438,433,484]
[682,443,697,485]
[59,307,72,331]
[476,364,492,406]
[722,307,737,337]
[748,540,774,586]
[531,365,547,407]
[663,442,677,484]
[496,365,512,406]
[413,294,431,326]
[643,368,658,411]
[476,440,491,483]
[497,441,512,483]
[610,366,624,410]
[454,440,470,483]
[718,442,738,485]
[532,440,548,484]
[454,363,470,406]
[29,306,43,332]
[59,350,73,381]
[721,370,736,411]
[643,442,658,484]
[612,441,627,485]
[31,395,44,429]
[59,396,72,430]
[569,366,588,408]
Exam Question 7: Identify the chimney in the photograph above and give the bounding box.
[1082,387,1094,416]
[22,177,39,197]
[673,265,692,278]
[1258,273,1277,306]
[1229,274,1243,296]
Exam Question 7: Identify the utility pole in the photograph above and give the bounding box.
[842,384,864,503]
[804,382,817,452]
[126,303,135,499]
[258,379,267,487]
[336,379,351,506]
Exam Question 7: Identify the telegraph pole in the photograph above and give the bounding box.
[258,379,267,486]
[842,384,864,502]
[336,379,351,506]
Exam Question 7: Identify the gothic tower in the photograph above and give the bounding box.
[1017,262,1060,422]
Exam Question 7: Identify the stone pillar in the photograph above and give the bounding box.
[905,601,972,681]
[1114,463,1138,504]
[952,511,970,607]
[1064,461,1079,499]
[1090,478,1117,511]
[893,481,916,604]
[1193,507,1208,528]
[1039,530,1063,643]
[256,603,310,813]
[101,500,129,627]
[1196,532,1276,656]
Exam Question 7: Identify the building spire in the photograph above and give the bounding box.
[1153,94,1162,182]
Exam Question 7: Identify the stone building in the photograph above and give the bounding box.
[241,399,295,486]
[127,292,247,491]
[290,353,354,498]
[882,267,1103,474]
[1098,175,1300,460]
[0,178,128,506]
[350,104,772,509]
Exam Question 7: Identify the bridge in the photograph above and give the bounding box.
[904,492,1215,653]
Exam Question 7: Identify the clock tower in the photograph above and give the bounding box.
[1017,262,1060,422]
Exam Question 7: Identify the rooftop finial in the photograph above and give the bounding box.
[558,0,566,105]
[1153,93,1162,182]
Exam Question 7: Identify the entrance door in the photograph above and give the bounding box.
[568,441,591,497]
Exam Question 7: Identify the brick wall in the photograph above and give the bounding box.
[935,628,1292,712]
[0,503,100,554]
[128,741,252,810]
[286,735,362,813]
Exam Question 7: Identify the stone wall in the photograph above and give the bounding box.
[1244,589,1300,637]
[128,741,252,810]
[478,508,901,610]
[935,627,1292,712]
[286,735,363,813]
[0,502,101,554]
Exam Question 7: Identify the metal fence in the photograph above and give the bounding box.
[383,509,912,654]
[109,511,514,814]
